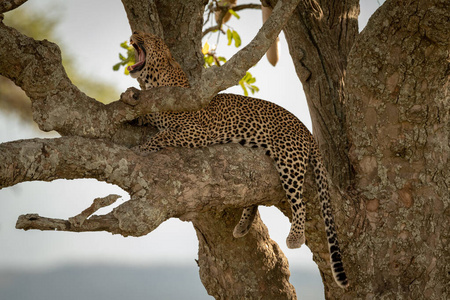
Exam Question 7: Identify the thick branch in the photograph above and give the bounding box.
[0,22,150,145]
[194,209,296,299]
[1,136,287,237]
[0,0,27,13]
[113,86,204,121]
[280,0,359,186]
[0,1,301,139]
[151,0,206,84]
[0,137,140,188]
[343,0,450,298]
[120,0,165,38]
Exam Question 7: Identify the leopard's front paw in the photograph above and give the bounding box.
[121,87,141,106]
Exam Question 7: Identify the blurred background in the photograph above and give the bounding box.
[0,1,381,299]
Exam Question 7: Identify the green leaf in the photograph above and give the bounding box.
[239,80,249,96]
[113,40,136,75]
[203,55,214,67]
[232,30,241,47]
[124,62,133,75]
[238,72,259,95]
[218,56,227,63]
[227,29,232,46]
[120,41,129,49]
[247,77,256,84]
[112,63,121,71]
[228,9,240,19]
[248,85,259,94]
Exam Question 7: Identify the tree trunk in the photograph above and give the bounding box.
[343,0,449,298]
[193,209,296,299]
[271,0,449,298]
[281,0,360,187]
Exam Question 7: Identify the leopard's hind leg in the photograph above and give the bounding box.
[232,144,309,248]
[281,170,307,249]
[275,148,308,249]
[233,205,258,238]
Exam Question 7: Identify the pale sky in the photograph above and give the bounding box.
[0,0,382,275]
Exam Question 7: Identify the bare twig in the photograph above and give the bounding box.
[202,24,222,37]
[69,194,121,227]
[202,4,261,37]
[233,3,262,11]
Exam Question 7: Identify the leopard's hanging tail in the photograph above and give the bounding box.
[309,138,349,289]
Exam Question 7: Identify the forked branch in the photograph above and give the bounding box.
[1,136,287,237]
[69,194,122,227]
[195,0,301,99]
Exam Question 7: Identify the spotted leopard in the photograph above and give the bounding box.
[128,31,348,288]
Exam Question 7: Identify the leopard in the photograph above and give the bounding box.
[127,30,349,288]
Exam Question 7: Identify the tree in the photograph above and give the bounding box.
[0,0,448,299]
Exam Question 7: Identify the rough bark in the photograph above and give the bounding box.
[343,0,449,298]
[0,137,286,236]
[271,0,360,296]
[266,0,448,298]
[193,210,296,299]
[0,0,28,13]
[280,0,360,187]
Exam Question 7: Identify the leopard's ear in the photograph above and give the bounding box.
[165,49,182,69]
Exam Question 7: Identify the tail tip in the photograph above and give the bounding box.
[334,272,349,289]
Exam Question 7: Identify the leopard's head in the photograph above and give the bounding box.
[127,31,189,89]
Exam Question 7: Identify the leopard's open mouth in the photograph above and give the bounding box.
[127,41,146,73]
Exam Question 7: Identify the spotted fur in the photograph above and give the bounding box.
[129,31,348,288]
